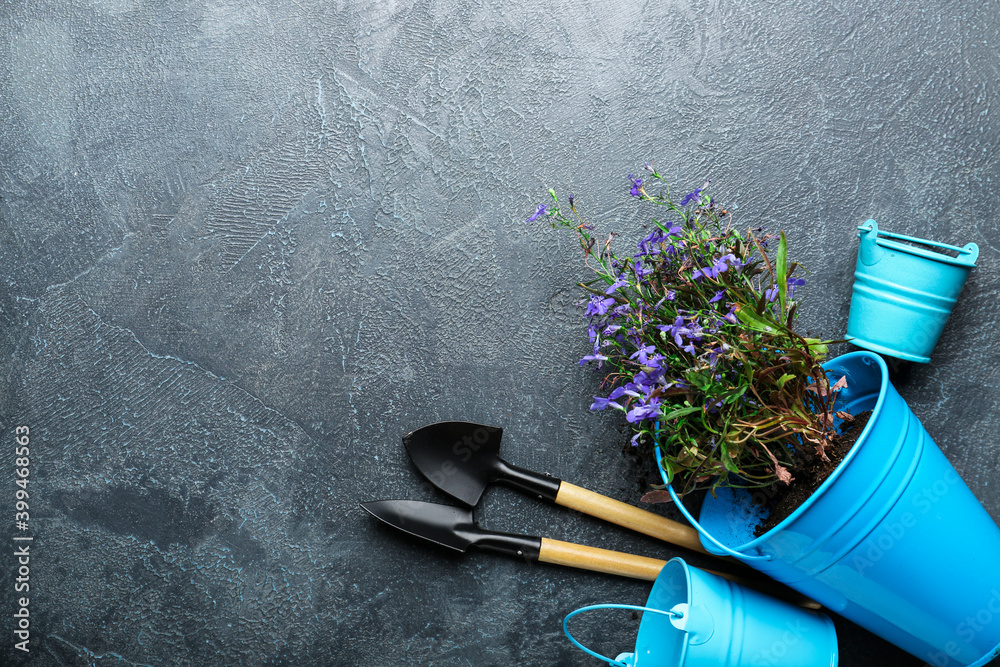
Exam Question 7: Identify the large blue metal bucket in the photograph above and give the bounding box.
[847,220,978,363]
[660,351,1000,667]
[564,558,838,666]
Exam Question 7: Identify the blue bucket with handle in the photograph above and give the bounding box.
[658,351,1000,667]
[563,558,838,666]
[847,219,978,363]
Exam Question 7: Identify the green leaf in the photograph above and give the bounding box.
[722,451,740,474]
[776,373,796,390]
[804,338,829,357]
[776,231,788,313]
[662,405,701,420]
[736,305,777,334]
[722,385,749,404]
[659,458,675,483]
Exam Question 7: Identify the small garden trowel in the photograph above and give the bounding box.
[403,420,711,557]
[360,498,819,609]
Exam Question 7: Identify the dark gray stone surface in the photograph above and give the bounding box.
[1,0,998,665]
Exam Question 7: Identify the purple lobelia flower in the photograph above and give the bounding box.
[635,230,664,257]
[629,174,643,197]
[585,295,616,317]
[590,386,631,411]
[692,253,741,282]
[527,204,547,222]
[637,227,683,259]
[665,314,686,346]
[788,277,806,299]
[630,344,657,365]
[579,353,609,367]
[634,364,666,388]
[644,353,666,372]
[634,263,654,280]
[714,254,741,274]
[679,189,701,206]
[626,397,663,423]
[612,303,633,318]
[680,179,713,206]
[691,263,718,282]
[605,275,630,295]
[685,319,704,342]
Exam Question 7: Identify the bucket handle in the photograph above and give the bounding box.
[858,219,979,266]
[563,603,683,667]
[655,443,772,563]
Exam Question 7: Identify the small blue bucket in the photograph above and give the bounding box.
[563,558,838,667]
[660,351,1000,667]
[847,219,978,363]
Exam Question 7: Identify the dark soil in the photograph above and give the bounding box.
[621,429,664,495]
[753,410,872,537]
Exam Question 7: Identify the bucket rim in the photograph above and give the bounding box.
[858,221,979,268]
[640,557,693,664]
[844,336,931,364]
[718,350,889,553]
[663,556,692,604]
[563,558,693,667]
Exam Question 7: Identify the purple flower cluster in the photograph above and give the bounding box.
[564,175,790,447]
[635,226,682,259]
[547,171,831,493]
[592,377,677,426]
[581,257,738,428]
[691,254,741,282]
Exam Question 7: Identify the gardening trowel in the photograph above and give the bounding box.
[360,499,820,609]
[403,420,711,557]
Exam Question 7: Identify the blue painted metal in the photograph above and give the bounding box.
[658,351,1000,667]
[847,220,978,363]
[563,603,683,667]
[563,558,838,666]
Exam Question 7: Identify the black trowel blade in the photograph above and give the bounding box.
[402,421,505,506]
[360,499,477,553]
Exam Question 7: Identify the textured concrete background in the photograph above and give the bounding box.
[1,0,998,665]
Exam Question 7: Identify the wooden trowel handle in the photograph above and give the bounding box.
[555,481,709,556]
[537,537,821,610]
[539,537,666,580]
